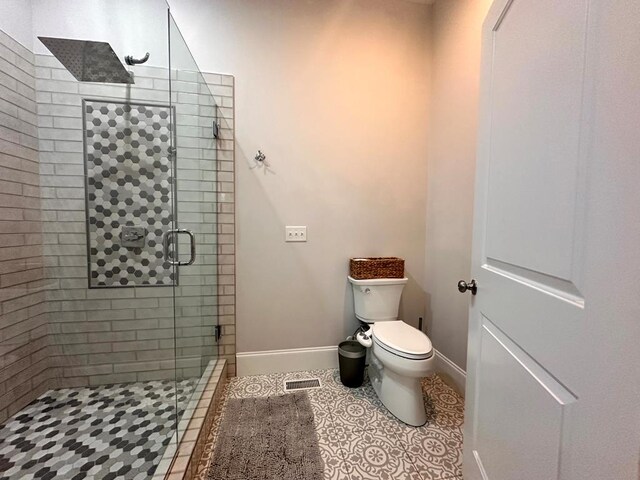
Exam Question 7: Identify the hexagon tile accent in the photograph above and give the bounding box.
[83,100,176,288]
[0,379,198,479]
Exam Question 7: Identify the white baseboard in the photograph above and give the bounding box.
[237,346,339,376]
[433,349,467,397]
[237,345,466,397]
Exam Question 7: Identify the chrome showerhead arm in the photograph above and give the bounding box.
[124,52,150,65]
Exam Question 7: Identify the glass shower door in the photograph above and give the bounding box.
[167,12,220,437]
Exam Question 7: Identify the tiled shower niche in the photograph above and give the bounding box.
[84,100,176,288]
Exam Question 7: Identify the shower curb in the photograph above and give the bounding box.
[152,359,228,480]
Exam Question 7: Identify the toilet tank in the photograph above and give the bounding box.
[348,276,408,322]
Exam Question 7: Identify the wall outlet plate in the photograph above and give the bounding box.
[285,226,307,242]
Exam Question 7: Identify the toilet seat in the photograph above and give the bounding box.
[372,321,433,360]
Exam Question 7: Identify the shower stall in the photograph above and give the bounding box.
[0,1,221,478]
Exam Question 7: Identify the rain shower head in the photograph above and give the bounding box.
[38,37,134,84]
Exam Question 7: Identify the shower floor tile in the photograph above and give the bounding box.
[195,369,465,480]
[0,378,198,480]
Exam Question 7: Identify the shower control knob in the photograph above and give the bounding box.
[457,279,477,295]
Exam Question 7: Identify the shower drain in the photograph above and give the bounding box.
[283,378,322,391]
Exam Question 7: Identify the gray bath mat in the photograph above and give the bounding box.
[208,392,323,480]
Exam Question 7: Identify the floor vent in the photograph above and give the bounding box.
[284,378,322,391]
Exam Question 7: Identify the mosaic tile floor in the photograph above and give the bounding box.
[195,369,465,480]
[0,379,198,480]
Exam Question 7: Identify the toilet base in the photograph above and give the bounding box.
[369,350,433,426]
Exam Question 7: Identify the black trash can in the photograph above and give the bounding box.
[338,340,366,388]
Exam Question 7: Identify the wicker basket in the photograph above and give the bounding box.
[349,257,404,280]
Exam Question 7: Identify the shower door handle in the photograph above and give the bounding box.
[181,229,197,266]
[163,229,196,266]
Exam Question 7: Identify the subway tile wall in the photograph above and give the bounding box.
[0,24,236,417]
[34,54,237,385]
[0,31,54,423]
[202,72,235,377]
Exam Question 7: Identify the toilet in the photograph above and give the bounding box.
[348,276,434,426]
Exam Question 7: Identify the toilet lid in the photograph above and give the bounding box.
[372,321,433,360]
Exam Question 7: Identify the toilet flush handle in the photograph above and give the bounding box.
[356,330,373,348]
[360,287,371,294]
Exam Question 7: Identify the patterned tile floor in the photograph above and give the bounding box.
[0,379,197,480]
[195,369,464,480]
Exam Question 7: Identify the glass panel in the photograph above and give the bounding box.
[168,12,220,440]
[0,1,190,478]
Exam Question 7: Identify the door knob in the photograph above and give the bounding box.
[457,279,477,295]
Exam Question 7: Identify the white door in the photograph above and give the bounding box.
[463,1,640,479]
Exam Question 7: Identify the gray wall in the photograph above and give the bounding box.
[0,30,54,422]
[0,1,33,50]
[424,0,493,370]
[31,0,170,70]
[170,0,432,354]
